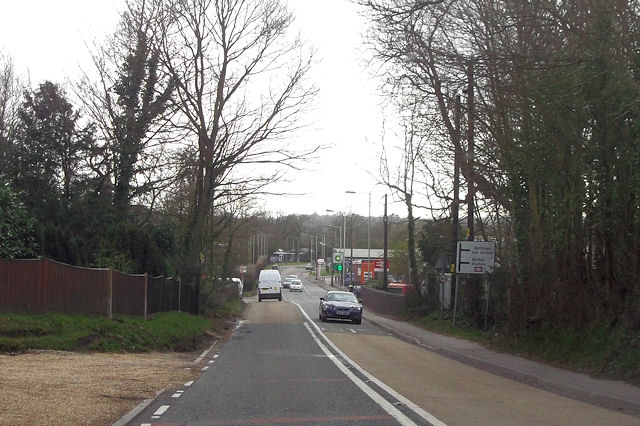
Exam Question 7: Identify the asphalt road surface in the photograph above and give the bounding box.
[127,266,640,426]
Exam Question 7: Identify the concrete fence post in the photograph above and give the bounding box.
[144,273,148,320]
[39,257,48,311]
[108,268,113,320]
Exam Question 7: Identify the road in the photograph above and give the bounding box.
[126,266,640,425]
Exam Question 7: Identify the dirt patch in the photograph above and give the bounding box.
[0,350,202,426]
[0,317,237,426]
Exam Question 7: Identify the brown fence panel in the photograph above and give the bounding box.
[180,283,197,314]
[112,271,145,316]
[147,276,183,313]
[1,258,194,317]
[163,278,177,311]
[147,275,163,314]
[0,258,42,311]
[45,259,110,315]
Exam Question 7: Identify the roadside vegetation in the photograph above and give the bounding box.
[409,313,640,385]
[0,311,217,353]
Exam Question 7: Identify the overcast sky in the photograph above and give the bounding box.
[1,0,406,218]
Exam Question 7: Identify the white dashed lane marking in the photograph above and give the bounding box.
[184,380,194,387]
[172,390,184,398]
[153,405,169,416]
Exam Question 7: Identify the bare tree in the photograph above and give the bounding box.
[77,0,177,218]
[158,0,317,308]
[0,53,22,175]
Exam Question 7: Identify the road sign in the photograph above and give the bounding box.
[456,241,496,274]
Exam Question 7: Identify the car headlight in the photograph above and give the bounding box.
[351,306,362,312]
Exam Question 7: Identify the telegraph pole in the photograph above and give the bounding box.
[466,60,475,241]
[451,94,461,307]
[383,194,388,290]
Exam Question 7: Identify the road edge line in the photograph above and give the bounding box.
[293,301,447,426]
[112,389,164,426]
[302,322,416,426]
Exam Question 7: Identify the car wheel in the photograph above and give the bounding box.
[320,313,325,322]
[353,318,361,324]
[278,295,282,301]
[258,296,262,302]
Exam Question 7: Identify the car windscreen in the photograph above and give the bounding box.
[326,293,357,303]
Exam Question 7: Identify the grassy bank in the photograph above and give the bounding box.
[0,311,214,353]
[409,313,640,384]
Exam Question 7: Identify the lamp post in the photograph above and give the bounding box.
[325,212,343,287]
[383,194,388,290]
[345,190,372,284]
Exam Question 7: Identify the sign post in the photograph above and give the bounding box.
[454,241,496,326]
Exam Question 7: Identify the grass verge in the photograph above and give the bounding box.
[0,311,214,353]
[408,312,640,384]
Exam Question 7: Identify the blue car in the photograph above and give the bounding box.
[319,291,362,324]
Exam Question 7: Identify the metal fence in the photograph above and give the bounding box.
[0,258,196,318]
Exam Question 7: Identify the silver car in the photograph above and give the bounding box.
[289,279,303,292]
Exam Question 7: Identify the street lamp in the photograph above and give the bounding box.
[324,211,343,287]
[345,190,372,284]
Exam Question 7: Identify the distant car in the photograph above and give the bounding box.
[272,264,279,271]
[232,278,243,296]
[282,277,294,288]
[305,263,313,270]
[289,279,303,292]
[319,291,362,324]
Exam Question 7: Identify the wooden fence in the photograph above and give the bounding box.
[0,258,197,317]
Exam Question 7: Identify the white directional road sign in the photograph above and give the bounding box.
[456,241,496,274]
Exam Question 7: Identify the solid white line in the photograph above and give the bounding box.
[194,340,218,363]
[293,301,448,426]
[153,405,170,416]
[184,380,194,387]
[303,322,415,426]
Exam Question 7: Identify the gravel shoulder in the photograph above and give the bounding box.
[0,331,229,425]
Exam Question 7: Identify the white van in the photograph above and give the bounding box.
[258,269,282,302]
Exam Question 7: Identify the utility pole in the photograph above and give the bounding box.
[367,192,371,283]
[383,194,388,290]
[451,94,461,307]
[466,60,475,241]
[350,215,354,285]
[342,215,346,286]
